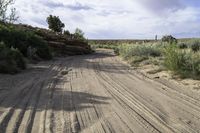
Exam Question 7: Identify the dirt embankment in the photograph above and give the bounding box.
[15,24,93,56]
[0,49,200,133]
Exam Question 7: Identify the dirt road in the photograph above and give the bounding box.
[0,49,200,133]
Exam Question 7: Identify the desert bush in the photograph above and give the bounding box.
[0,24,52,60]
[164,43,184,71]
[93,44,117,49]
[118,44,161,60]
[27,34,52,60]
[164,43,200,78]
[116,43,162,67]
[0,42,26,74]
[190,40,200,52]
[73,28,85,40]
[162,35,177,44]
[63,30,70,36]
[114,47,119,55]
[178,43,188,49]
[129,56,148,66]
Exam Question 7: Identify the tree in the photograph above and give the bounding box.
[63,30,70,36]
[46,15,65,33]
[74,28,85,40]
[8,8,18,23]
[0,0,18,23]
[162,35,177,44]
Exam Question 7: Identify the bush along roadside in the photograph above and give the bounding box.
[0,24,52,60]
[0,23,92,74]
[116,43,162,66]
[0,42,26,74]
[115,40,200,79]
[0,24,53,74]
[164,42,200,79]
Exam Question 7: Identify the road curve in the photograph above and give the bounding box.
[0,49,200,133]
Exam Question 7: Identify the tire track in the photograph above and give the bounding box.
[94,58,165,133]
[0,60,62,133]
[1,49,200,133]
[105,53,200,132]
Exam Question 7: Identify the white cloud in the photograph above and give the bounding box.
[13,0,200,39]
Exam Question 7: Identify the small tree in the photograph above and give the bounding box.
[74,28,85,40]
[63,30,70,36]
[46,15,65,33]
[8,8,18,23]
[0,0,18,23]
[162,35,177,44]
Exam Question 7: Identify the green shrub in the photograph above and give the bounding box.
[114,47,119,55]
[164,43,184,71]
[89,43,118,50]
[0,42,26,74]
[27,34,52,60]
[164,43,200,79]
[0,25,28,55]
[0,24,52,60]
[191,40,200,52]
[178,43,188,49]
[74,28,85,41]
[10,47,26,70]
[129,56,148,66]
[162,35,177,44]
[118,44,161,60]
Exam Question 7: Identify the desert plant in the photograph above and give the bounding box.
[191,40,200,52]
[129,56,148,66]
[116,43,162,67]
[162,35,177,44]
[178,43,188,49]
[27,34,52,60]
[9,47,26,69]
[0,42,26,74]
[164,42,200,78]
[120,45,161,59]
[63,30,70,36]
[0,24,52,59]
[114,47,119,55]
[74,28,85,40]
[164,43,184,72]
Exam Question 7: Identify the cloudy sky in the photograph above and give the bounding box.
[13,0,200,39]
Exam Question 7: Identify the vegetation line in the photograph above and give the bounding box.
[89,36,200,79]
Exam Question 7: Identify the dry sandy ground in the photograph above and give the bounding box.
[0,49,200,133]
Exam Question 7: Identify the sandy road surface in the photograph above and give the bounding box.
[0,49,200,133]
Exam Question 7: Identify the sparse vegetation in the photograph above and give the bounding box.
[113,43,162,67]
[164,43,200,79]
[114,39,200,79]
[0,42,26,74]
[90,43,118,50]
